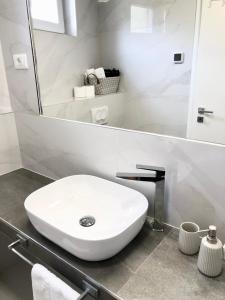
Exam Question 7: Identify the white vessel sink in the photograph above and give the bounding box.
[24,175,148,261]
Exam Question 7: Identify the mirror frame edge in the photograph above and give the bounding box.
[26,0,43,115]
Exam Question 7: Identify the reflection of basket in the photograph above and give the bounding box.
[85,74,120,95]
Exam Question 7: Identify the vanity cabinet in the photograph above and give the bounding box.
[0,231,32,300]
[0,219,117,300]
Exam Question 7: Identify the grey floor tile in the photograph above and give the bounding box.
[118,230,225,300]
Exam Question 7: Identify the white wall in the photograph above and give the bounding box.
[0,8,22,175]
[0,113,21,175]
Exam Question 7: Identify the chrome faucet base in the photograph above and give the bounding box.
[151,219,164,232]
[147,217,164,232]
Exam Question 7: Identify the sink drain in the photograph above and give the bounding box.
[79,216,95,227]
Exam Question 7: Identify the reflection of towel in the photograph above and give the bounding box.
[104,68,120,77]
[74,86,86,98]
[86,68,95,76]
[31,264,80,300]
[74,86,95,99]
[95,67,105,79]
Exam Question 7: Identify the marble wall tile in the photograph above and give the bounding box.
[0,113,21,175]
[0,40,12,114]
[16,113,225,242]
[0,0,39,114]
[0,1,23,175]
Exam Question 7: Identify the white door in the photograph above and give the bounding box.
[187,0,225,144]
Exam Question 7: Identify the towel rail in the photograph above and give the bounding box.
[8,235,98,300]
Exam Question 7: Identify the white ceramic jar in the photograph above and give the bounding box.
[179,222,201,255]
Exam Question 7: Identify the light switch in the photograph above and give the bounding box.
[13,53,29,70]
[173,52,184,64]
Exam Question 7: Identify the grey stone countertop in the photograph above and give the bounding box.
[0,169,225,300]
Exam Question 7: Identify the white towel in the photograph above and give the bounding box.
[74,86,95,99]
[85,86,95,98]
[74,86,86,99]
[31,264,80,300]
[95,67,105,79]
[86,68,95,76]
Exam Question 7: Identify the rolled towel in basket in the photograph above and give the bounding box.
[86,68,95,76]
[104,68,120,77]
[95,67,105,79]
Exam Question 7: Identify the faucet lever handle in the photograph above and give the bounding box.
[116,172,157,182]
[136,164,165,175]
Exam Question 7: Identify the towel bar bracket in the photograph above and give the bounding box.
[8,234,28,250]
[78,280,98,299]
[8,235,34,267]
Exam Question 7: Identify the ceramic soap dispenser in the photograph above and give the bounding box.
[197,225,223,277]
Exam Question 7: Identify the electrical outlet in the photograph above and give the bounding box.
[13,53,29,70]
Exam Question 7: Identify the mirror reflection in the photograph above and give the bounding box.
[29,0,225,145]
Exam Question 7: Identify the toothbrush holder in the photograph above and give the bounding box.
[179,222,207,255]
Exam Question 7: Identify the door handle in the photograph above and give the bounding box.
[198,107,214,115]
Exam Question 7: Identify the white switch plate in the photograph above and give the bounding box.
[13,53,29,70]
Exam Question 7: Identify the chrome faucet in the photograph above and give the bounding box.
[116,164,165,232]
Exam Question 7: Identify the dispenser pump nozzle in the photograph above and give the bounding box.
[207,225,217,244]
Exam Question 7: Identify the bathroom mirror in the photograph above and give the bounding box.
[28,0,225,145]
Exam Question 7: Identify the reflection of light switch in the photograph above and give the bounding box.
[91,106,109,125]
[13,53,29,70]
